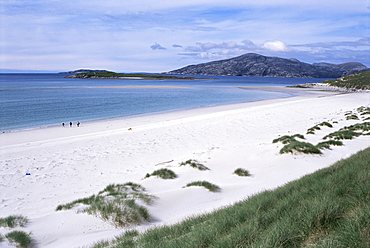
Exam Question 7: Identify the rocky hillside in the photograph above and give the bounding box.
[166,53,369,78]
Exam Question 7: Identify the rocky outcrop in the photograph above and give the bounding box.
[166,53,369,78]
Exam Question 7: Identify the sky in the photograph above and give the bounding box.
[0,0,369,73]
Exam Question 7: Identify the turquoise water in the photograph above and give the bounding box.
[0,74,326,131]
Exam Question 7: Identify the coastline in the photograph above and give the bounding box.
[1,87,369,247]
[0,86,323,137]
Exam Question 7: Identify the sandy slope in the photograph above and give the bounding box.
[0,87,369,248]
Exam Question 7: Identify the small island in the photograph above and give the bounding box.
[65,71,205,80]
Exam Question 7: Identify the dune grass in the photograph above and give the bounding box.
[323,130,362,140]
[233,168,251,177]
[179,159,210,171]
[272,134,305,144]
[307,122,333,134]
[279,141,322,154]
[316,140,343,150]
[145,168,177,179]
[91,147,370,248]
[5,231,32,248]
[184,181,221,192]
[56,182,157,227]
[275,109,369,154]
[0,215,28,228]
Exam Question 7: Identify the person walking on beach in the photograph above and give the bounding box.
[62,123,65,127]
[70,122,72,127]
[77,121,80,127]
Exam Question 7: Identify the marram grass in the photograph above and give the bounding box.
[0,215,28,228]
[5,230,32,248]
[279,141,322,154]
[145,168,177,179]
[91,147,370,248]
[184,181,221,192]
[179,159,210,171]
[56,182,157,227]
[233,168,251,177]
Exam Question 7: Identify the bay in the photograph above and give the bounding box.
[0,73,326,132]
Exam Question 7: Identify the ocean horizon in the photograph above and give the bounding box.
[0,73,328,132]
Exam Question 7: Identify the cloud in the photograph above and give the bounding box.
[262,41,291,52]
[150,43,167,50]
[183,40,291,58]
[172,44,183,48]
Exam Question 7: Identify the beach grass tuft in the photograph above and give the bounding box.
[0,215,28,228]
[5,230,32,248]
[323,130,362,140]
[280,141,322,154]
[316,140,344,150]
[233,168,251,177]
[145,168,177,179]
[346,114,359,120]
[179,159,210,171]
[184,181,221,192]
[93,147,370,248]
[340,122,370,132]
[272,134,305,144]
[307,122,333,134]
[56,182,157,227]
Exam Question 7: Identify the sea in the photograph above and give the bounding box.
[0,73,328,132]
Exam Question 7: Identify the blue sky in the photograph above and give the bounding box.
[0,0,369,72]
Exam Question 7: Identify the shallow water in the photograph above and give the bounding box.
[0,73,326,131]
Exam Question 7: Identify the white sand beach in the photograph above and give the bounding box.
[0,87,369,248]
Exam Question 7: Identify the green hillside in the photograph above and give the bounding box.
[321,71,370,90]
[90,147,370,248]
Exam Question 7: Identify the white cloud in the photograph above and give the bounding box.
[0,0,369,71]
[262,41,291,52]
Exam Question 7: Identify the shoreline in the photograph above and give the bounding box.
[1,87,369,248]
[0,86,331,136]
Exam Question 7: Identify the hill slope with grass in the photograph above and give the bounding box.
[90,147,370,248]
[292,71,370,91]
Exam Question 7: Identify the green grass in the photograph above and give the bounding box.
[56,182,157,227]
[323,130,362,140]
[0,215,28,228]
[316,140,344,150]
[184,181,221,192]
[179,159,210,171]
[319,71,370,90]
[280,141,322,154]
[145,168,177,179]
[233,168,251,177]
[5,231,32,248]
[91,147,370,248]
[272,134,305,144]
[318,121,333,128]
[307,122,333,134]
[346,114,359,120]
[340,122,370,132]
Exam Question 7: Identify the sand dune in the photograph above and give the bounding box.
[0,87,369,248]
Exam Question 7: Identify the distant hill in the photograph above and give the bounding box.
[166,53,369,78]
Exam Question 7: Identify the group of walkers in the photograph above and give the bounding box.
[62,121,80,127]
